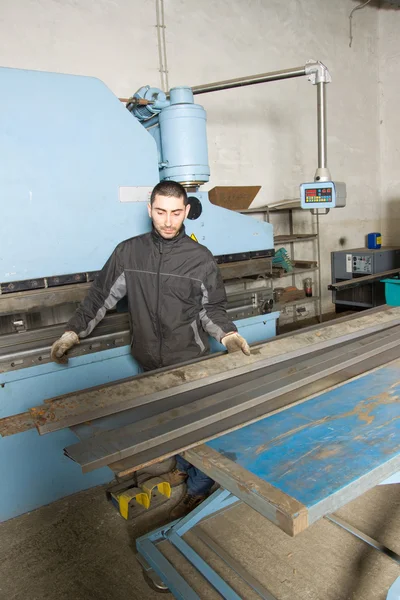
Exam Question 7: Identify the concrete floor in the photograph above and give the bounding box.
[0,468,399,600]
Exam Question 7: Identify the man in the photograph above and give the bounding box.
[51,181,250,518]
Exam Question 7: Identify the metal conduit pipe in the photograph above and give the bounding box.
[191,66,307,95]
[317,82,327,170]
[190,61,332,184]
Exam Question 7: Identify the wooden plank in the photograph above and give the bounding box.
[186,446,309,537]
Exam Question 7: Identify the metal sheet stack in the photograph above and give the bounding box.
[11,306,399,477]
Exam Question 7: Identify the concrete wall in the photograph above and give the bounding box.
[0,0,384,315]
[378,3,400,246]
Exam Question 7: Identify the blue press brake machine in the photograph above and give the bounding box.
[0,64,398,599]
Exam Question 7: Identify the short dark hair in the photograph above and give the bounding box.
[150,181,188,205]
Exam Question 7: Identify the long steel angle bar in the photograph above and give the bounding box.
[65,329,397,465]
[38,316,400,434]
[66,330,400,471]
[64,330,400,472]
[70,325,400,451]
[69,324,400,446]
[111,345,400,478]
[69,350,327,443]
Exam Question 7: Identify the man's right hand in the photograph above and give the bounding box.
[50,331,80,365]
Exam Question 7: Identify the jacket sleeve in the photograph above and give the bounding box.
[66,244,127,338]
[199,257,237,342]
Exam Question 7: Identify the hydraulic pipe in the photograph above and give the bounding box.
[191,66,307,95]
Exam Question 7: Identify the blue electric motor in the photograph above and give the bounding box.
[128,85,210,187]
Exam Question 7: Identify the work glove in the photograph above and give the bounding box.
[221,332,251,356]
[50,331,80,365]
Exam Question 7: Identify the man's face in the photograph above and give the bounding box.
[148,194,190,239]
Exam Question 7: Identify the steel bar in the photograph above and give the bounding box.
[71,325,400,448]
[70,349,328,442]
[35,310,400,434]
[0,411,34,437]
[64,327,400,472]
[325,515,400,565]
[0,306,391,437]
[191,66,306,95]
[108,345,400,478]
[328,268,400,291]
[192,528,277,600]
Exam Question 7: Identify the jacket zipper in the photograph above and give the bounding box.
[156,242,163,366]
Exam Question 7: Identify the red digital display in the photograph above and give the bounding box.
[304,187,333,203]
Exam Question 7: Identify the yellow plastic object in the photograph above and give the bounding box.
[141,476,172,500]
[112,488,150,520]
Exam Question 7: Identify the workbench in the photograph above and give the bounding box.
[136,358,400,599]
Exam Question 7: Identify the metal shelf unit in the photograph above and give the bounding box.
[240,202,322,323]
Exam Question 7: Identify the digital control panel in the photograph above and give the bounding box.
[300,181,346,210]
[352,254,372,274]
[304,187,333,204]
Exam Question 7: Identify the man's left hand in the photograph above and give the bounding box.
[221,332,251,356]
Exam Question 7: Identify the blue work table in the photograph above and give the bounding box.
[137,358,400,599]
[186,357,400,536]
